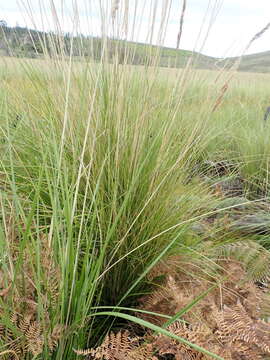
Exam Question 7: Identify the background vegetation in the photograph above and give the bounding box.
[0,20,215,68]
[2,20,270,73]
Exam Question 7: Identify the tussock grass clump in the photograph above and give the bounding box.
[0,38,219,360]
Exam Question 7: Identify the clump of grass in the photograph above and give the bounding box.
[0,5,224,359]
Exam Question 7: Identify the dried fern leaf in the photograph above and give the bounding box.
[215,302,270,355]
[74,330,139,359]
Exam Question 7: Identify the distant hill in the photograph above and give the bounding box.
[222,51,270,73]
[1,23,270,73]
[0,23,217,69]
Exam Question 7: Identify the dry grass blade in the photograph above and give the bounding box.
[176,0,187,49]
[232,21,270,72]
[111,0,120,22]
[245,21,270,52]
[212,82,229,113]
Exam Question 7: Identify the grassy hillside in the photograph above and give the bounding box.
[224,51,270,73]
[2,23,270,73]
[0,23,217,69]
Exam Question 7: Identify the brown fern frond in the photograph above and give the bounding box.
[137,287,179,325]
[74,330,139,359]
[153,323,204,360]
[74,348,97,357]
[145,321,213,360]
[0,216,63,358]
[5,338,26,360]
[137,250,270,359]
[48,324,65,351]
[10,312,19,325]
[39,233,60,307]
[128,343,157,360]
[25,321,44,356]
[215,301,270,355]
[0,350,20,360]
[18,314,32,334]
[260,292,270,318]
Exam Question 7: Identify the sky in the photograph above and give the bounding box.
[1,0,270,58]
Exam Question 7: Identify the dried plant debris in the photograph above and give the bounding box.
[214,301,270,354]
[75,311,270,359]
[76,244,270,360]
[0,225,64,359]
[74,330,156,360]
[0,311,64,358]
